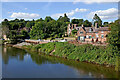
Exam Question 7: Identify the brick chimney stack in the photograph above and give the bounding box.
[95,23,98,29]
[82,24,84,27]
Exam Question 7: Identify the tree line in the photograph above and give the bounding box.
[0,13,118,42]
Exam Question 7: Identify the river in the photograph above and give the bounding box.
[1,45,119,78]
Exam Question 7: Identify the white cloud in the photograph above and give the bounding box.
[87,8,118,20]
[73,0,119,4]
[51,8,88,19]
[10,12,40,19]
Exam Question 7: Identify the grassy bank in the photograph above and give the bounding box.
[23,42,117,66]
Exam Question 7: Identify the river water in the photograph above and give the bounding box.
[0,45,119,78]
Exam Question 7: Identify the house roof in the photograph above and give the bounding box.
[84,27,96,33]
[80,27,110,33]
[69,24,110,33]
[98,27,110,31]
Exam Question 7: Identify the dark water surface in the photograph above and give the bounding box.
[1,45,119,78]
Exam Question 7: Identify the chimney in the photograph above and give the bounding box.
[91,24,94,27]
[95,23,98,29]
[82,24,84,27]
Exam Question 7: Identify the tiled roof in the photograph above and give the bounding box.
[83,27,109,33]
[98,27,109,31]
[84,27,96,33]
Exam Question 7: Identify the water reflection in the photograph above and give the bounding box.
[2,46,119,78]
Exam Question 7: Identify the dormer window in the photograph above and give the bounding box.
[101,34,104,38]
[101,31,104,33]
[89,28,93,32]
[80,32,83,34]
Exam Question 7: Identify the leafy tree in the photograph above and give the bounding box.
[71,19,79,24]
[93,14,102,26]
[107,19,120,47]
[71,29,78,35]
[107,19,120,71]
[36,18,44,22]
[58,13,70,22]
[18,22,25,28]
[26,21,34,28]
[1,19,10,36]
[21,30,29,39]
[83,20,92,27]
[8,30,17,39]
[78,19,84,26]
[30,21,47,39]
[71,19,84,26]
[45,16,53,22]
[103,22,108,25]
[19,19,25,22]
[9,22,19,30]
[103,22,109,27]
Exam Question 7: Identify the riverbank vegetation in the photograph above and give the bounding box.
[23,42,117,67]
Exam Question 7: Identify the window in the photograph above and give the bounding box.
[86,35,89,38]
[101,34,104,38]
[101,31,104,33]
[80,32,83,34]
[96,34,99,38]
[89,28,93,32]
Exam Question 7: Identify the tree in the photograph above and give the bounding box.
[107,19,120,47]
[71,19,79,24]
[57,13,70,22]
[83,20,92,27]
[93,14,102,26]
[21,30,29,39]
[45,16,53,22]
[10,22,19,30]
[78,19,84,26]
[1,19,10,36]
[30,21,47,39]
[71,29,78,35]
[26,22,33,28]
[71,19,84,25]
[36,18,44,22]
[107,19,120,71]
[18,22,25,28]
[103,22,109,27]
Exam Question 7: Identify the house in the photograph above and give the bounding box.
[67,23,110,43]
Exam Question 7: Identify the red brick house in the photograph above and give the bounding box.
[67,23,110,43]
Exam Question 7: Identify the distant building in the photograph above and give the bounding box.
[67,23,110,43]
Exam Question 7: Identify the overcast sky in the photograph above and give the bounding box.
[1,1,119,23]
